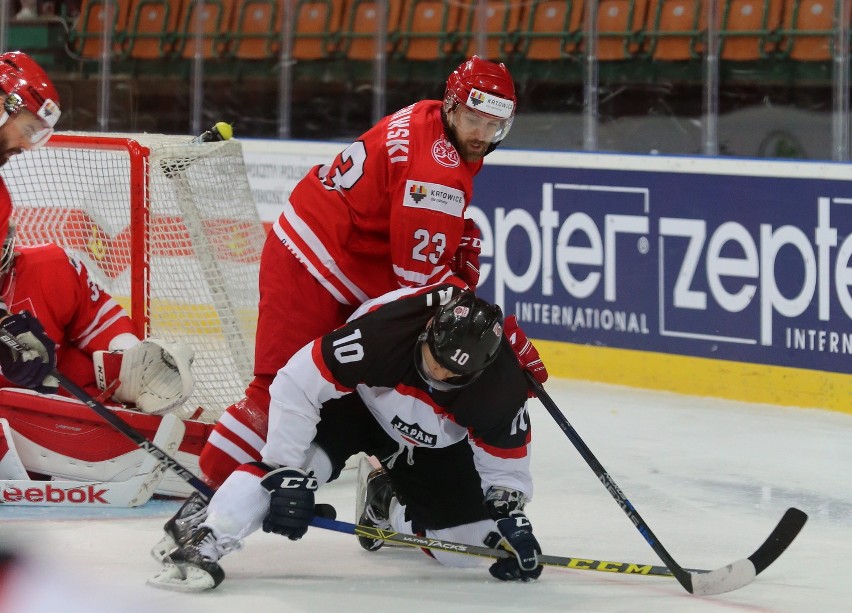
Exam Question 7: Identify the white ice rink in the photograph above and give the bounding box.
[2,378,849,613]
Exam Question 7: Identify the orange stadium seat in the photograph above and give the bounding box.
[457,0,524,61]
[174,0,234,59]
[290,0,345,60]
[338,0,404,61]
[516,0,584,61]
[779,0,849,61]
[646,0,704,60]
[597,0,649,60]
[68,0,130,59]
[719,0,783,60]
[230,0,279,59]
[397,0,463,61]
[124,0,180,60]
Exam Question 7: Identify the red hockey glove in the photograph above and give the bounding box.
[452,218,482,289]
[503,315,548,394]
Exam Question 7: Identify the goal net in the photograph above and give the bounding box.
[1,132,265,423]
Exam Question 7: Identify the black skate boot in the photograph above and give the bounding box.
[148,527,225,592]
[151,492,208,562]
[357,467,395,552]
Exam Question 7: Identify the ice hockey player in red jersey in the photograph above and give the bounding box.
[0,50,64,391]
[0,205,196,490]
[150,283,545,591]
[196,56,519,491]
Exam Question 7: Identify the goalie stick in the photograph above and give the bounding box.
[525,373,808,595]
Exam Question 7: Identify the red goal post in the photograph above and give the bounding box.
[1,132,265,422]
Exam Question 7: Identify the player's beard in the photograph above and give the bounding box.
[455,137,488,162]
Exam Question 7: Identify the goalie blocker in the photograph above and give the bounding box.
[0,388,214,501]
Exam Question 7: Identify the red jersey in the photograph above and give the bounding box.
[0,243,137,392]
[274,100,482,305]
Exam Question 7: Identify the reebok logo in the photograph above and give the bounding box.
[0,483,109,504]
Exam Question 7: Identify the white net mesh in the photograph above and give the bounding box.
[1,132,264,423]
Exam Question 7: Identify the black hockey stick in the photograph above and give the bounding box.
[525,372,807,595]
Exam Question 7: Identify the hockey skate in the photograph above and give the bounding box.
[148,527,225,592]
[151,492,208,562]
[356,465,395,552]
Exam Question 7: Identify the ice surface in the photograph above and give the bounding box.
[2,379,849,612]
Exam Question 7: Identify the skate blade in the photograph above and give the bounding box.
[146,562,218,592]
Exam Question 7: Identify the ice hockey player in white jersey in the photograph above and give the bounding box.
[150,281,546,591]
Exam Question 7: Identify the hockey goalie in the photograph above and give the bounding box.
[0,195,209,503]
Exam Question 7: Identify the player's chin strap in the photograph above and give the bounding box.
[93,338,196,415]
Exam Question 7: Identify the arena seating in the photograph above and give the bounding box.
[64,0,852,80]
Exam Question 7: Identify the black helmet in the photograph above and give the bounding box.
[421,291,504,388]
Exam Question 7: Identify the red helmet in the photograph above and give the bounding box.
[444,56,517,144]
[0,51,61,148]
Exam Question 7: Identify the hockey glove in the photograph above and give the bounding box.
[0,312,58,393]
[94,338,195,415]
[503,315,548,394]
[451,218,482,289]
[260,465,318,540]
[485,486,543,582]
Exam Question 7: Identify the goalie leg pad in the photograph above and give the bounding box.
[0,417,28,479]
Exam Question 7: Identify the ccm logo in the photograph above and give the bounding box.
[1,484,109,504]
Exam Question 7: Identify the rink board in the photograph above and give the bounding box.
[241,140,851,413]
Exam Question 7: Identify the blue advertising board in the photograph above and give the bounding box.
[470,154,851,377]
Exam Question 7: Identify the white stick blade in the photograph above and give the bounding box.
[690,559,757,595]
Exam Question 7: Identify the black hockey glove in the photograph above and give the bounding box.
[260,465,318,540]
[484,486,543,582]
[0,312,58,393]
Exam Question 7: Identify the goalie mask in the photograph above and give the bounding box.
[0,51,61,150]
[443,56,517,153]
[416,291,504,391]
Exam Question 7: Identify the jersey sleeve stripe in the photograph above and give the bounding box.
[469,433,531,459]
[393,264,454,287]
[311,340,354,393]
[75,309,129,349]
[74,299,125,341]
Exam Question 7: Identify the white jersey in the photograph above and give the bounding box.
[263,282,533,498]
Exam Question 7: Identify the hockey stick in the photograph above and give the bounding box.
[310,515,700,578]
[525,373,808,595]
